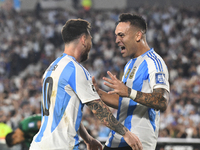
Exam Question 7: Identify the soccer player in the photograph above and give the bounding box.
[5,114,41,150]
[92,13,170,150]
[30,19,142,150]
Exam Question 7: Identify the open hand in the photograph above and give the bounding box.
[85,138,103,150]
[103,71,129,97]
[123,130,143,150]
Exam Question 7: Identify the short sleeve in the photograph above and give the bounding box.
[149,70,170,92]
[69,64,100,104]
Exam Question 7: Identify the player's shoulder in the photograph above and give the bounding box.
[144,50,165,64]
[143,50,166,72]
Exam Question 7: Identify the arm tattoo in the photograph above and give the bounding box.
[86,99,128,135]
[135,88,169,111]
[128,87,132,97]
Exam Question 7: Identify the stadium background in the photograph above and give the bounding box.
[0,0,200,150]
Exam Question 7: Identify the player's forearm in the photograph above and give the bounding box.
[98,89,119,109]
[86,99,128,135]
[128,88,169,111]
[79,123,91,143]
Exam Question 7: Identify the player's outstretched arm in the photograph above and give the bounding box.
[86,99,143,150]
[103,71,169,112]
[79,123,102,150]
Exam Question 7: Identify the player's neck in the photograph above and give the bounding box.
[63,43,82,63]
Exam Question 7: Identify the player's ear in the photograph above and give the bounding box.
[80,34,87,46]
[136,31,142,42]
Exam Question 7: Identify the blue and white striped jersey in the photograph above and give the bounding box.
[30,53,100,150]
[105,48,170,150]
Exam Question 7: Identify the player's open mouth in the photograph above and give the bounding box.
[120,46,126,50]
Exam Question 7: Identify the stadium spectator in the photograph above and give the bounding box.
[0,5,199,150]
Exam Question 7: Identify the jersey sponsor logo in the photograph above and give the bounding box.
[129,66,137,79]
[155,73,166,84]
[48,64,58,71]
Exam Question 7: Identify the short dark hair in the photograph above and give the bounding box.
[5,132,14,147]
[118,13,147,34]
[61,19,91,44]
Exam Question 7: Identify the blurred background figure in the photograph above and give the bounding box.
[72,0,80,9]
[35,0,42,19]
[0,110,13,150]
[81,0,92,11]
[0,0,200,149]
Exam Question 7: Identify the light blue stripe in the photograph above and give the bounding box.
[123,101,137,130]
[107,131,114,147]
[51,91,71,132]
[73,103,84,148]
[51,62,75,132]
[116,97,123,122]
[35,115,48,142]
[119,100,137,147]
[73,134,79,149]
[119,138,127,147]
[148,108,156,131]
[35,54,66,142]
[67,62,77,93]
[75,102,84,131]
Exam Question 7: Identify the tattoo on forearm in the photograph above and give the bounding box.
[128,87,132,97]
[135,89,168,111]
[86,99,128,135]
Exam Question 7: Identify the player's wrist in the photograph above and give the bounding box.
[128,88,137,100]
[84,135,93,144]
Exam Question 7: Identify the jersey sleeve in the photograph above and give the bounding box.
[68,64,100,104]
[148,66,170,92]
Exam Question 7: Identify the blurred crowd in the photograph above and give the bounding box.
[0,2,200,147]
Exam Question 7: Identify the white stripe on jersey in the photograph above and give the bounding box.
[105,48,170,149]
[30,53,100,150]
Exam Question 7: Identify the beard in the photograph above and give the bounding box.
[80,52,88,62]
[80,44,91,62]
